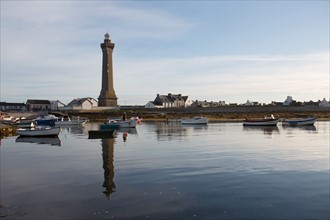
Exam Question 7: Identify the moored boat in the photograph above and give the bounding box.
[104,117,139,128]
[55,116,87,126]
[282,117,316,126]
[1,115,19,125]
[35,114,58,126]
[16,127,60,137]
[243,115,279,126]
[180,116,209,125]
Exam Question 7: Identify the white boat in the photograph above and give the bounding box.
[16,127,60,137]
[282,117,316,126]
[243,115,279,126]
[1,115,19,124]
[104,117,139,128]
[55,116,87,126]
[180,116,209,125]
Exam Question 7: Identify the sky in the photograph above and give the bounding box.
[1,0,329,105]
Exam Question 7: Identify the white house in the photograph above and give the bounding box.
[283,96,293,106]
[319,98,330,108]
[145,93,189,108]
[66,97,98,110]
[50,100,66,111]
[145,101,163,108]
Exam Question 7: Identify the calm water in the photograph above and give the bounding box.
[1,121,329,220]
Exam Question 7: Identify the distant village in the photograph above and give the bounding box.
[0,94,329,112]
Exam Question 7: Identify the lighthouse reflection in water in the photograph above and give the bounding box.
[101,137,116,198]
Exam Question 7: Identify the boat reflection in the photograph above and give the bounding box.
[60,126,87,135]
[243,126,280,136]
[181,124,208,131]
[282,125,317,131]
[101,137,116,199]
[15,136,61,146]
[155,122,188,141]
[117,127,138,135]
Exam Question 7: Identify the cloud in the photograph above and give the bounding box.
[1,2,328,105]
[115,52,329,104]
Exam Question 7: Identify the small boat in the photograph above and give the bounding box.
[1,115,19,125]
[16,127,60,137]
[55,116,87,126]
[88,129,117,139]
[180,116,209,125]
[282,117,316,126]
[104,117,139,128]
[243,115,279,126]
[35,114,58,126]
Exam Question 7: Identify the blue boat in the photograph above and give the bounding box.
[99,123,120,130]
[35,114,58,126]
[282,117,316,126]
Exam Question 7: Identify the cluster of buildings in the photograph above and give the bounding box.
[1,95,329,112]
[0,98,98,112]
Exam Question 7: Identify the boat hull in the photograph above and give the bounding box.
[55,120,87,126]
[243,119,279,126]
[104,119,138,128]
[181,117,209,125]
[16,127,60,137]
[282,118,316,126]
[100,124,120,130]
[15,121,35,128]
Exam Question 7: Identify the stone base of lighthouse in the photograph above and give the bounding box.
[98,96,118,107]
[98,91,118,107]
[98,97,118,107]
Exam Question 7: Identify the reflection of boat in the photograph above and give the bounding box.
[88,130,117,139]
[282,125,317,131]
[35,114,58,126]
[16,136,61,146]
[243,126,280,135]
[243,115,279,126]
[55,116,87,126]
[16,127,60,137]
[282,117,316,126]
[117,127,138,134]
[180,116,209,125]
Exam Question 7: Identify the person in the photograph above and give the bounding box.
[122,112,126,121]
[123,132,128,142]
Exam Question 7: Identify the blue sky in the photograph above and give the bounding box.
[1,1,329,105]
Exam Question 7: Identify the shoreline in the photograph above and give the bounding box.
[2,106,330,122]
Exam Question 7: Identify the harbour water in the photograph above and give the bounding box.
[1,121,329,219]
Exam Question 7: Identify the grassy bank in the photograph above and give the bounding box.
[63,106,330,122]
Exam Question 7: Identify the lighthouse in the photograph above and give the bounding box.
[98,33,118,107]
